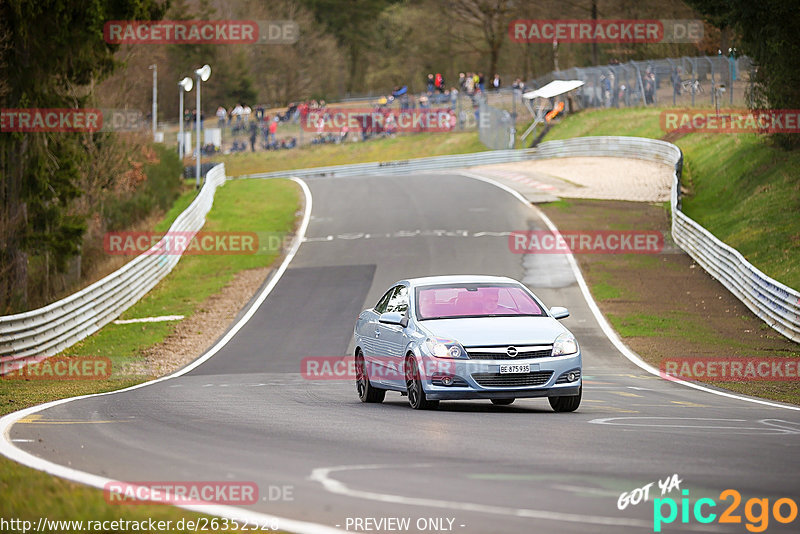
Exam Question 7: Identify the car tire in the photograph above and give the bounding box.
[405,355,439,410]
[356,350,385,403]
[549,386,581,412]
[490,398,515,406]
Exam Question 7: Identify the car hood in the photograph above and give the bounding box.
[418,316,569,346]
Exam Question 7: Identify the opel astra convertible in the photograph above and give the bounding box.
[353,275,582,410]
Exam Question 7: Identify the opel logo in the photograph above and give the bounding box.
[506,346,518,358]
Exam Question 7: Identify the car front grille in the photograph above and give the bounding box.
[466,348,552,360]
[471,370,554,387]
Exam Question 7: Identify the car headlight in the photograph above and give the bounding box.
[424,337,466,358]
[552,333,578,356]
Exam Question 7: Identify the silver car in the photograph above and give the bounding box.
[353,275,582,411]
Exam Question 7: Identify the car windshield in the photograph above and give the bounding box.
[415,283,544,320]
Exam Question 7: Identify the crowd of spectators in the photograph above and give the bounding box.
[202,102,310,153]
[182,70,530,154]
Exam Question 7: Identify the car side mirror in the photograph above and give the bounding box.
[379,311,408,328]
[549,306,569,320]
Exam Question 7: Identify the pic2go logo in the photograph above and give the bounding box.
[653,489,798,532]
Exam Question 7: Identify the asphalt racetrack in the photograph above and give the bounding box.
[7,172,800,533]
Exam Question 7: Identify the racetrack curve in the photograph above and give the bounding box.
[5,172,800,534]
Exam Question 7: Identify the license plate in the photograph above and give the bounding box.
[499,363,530,374]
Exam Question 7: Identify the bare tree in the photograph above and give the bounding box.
[443,0,515,77]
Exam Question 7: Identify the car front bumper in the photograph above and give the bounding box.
[419,353,582,400]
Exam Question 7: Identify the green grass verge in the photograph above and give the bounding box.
[607,311,739,346]
[544,107,800,290]
[1,178,300,533]
[219,130,485,176]
[592,281,623,301]
[545,107,666,140]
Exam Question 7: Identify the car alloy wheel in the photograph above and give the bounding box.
[355,350,385,403]
[405,355,438,410]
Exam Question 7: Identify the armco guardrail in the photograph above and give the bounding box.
[527,136,800,343]
[0,164,227,370]
[239,149,538,179]
[244,136,800,343]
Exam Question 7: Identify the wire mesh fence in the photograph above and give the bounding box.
[476,54,753,149]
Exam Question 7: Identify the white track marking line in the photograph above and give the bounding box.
[589,416,800,434]
[759,419,800,433]
[113,315,184,324]
[310,464,716,531]
[456,170,800,412]
[0,178,346,534]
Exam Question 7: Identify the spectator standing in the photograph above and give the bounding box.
[434,72,444,93]
[249,121,258,152]
[644,70,655,105]
[231,103,244,130]
[216,106,227,130]
[426,73,435,94]
[492,74,501,91]
[268,117,278,143]
[670,67,682,97]
[601,75,611,107]
[243,104,252,124]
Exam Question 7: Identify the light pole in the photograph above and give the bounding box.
[194,64,211,189]
[149,64,157,141]
[178,77,193,159]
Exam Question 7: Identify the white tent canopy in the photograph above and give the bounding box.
[522,80,585,100]
[520,79,585,144]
